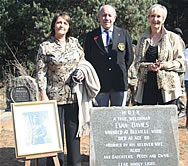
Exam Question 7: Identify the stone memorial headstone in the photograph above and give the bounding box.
[6,76,40,111]
[90,105,179,166]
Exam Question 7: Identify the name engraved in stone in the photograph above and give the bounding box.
[130,148,141,153]
[131,122,150,128]
[115,123,128,128]
[137,154,148,158]
[157,153,169,158]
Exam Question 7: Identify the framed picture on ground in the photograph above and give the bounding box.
[11,100,63,158]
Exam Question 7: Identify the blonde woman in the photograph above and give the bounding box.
[135,4,184,105]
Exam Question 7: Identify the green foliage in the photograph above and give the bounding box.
[57,0,157,44]
[0,0,53,79]
[0,0,157,82]
[113,0,158,40]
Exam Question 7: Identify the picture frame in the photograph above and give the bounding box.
[11,100,63,158]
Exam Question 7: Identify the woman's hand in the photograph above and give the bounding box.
[72,69,85,84]
[40,90,49,101]
[76,69,84,81]
[150,60,161,72]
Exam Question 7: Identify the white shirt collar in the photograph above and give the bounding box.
[100,26,113,33]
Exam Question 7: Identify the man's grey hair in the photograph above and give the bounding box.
[98,5,117,16]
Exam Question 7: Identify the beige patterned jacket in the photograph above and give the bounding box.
[36,36,85,104]
[135,27,185,103]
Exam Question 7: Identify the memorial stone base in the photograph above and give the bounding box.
[6,76,40,111]
[90,105,179,166]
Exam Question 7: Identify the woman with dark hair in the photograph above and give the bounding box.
[36,11,85,166]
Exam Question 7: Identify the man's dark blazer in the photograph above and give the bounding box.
[84,26,134,93]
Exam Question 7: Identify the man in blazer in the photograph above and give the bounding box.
[84,5,134,106]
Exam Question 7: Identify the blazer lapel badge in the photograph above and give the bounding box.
[118,43,125,51]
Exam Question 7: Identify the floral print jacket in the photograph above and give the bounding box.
[36,36,85,104]
[135,27,185,103]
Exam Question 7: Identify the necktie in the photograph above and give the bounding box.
[104,30,112,55]
[104,30,110,53]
